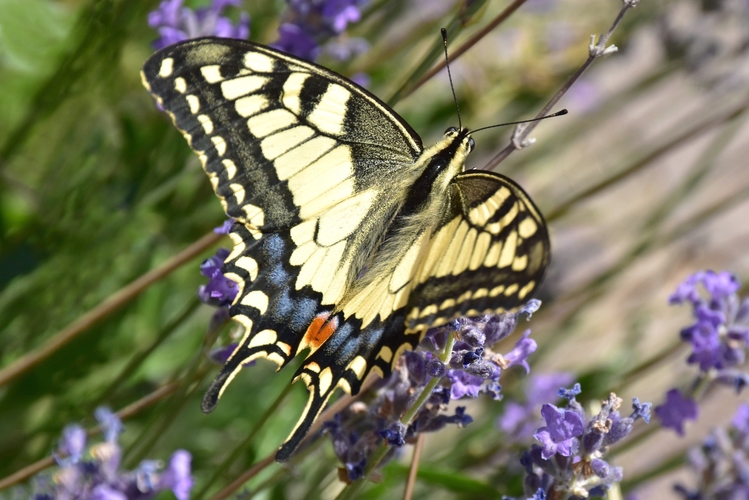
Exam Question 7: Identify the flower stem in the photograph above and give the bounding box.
[336,331,458,500]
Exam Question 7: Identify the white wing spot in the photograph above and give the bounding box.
[377,346,393,363]
[200,65,224,83]
[498,231,517,268]
[221,75,267,100]
[247,108,297,138]
[316,189,377,247]
[274,136,337,181]
[307,83,351,135]
[158,58,174,77]
[282,73,310,114]
[198,114,214,134]
[243,52,275,72]
[248,328,278,348]
[186,95,200,114]
[512,254,528,271]
[346,356,367,380]
[318,367,334,395]
[229,183,245,204]
[243,204,264,227]
[174,77,187,93]
[241,290,269,314]
[261,126,315,161]
[518,281,536,300]
[222,159,237,180]
[235,94,269,118]
[518,217,538,239]
[211,136,227,156]
[234,256,259,281]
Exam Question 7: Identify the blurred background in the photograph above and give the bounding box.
[1,0,748,498]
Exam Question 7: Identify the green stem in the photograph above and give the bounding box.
[193,382,295,500]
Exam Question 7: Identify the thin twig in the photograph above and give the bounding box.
[403,434,425,500]
[483,0,638,170]
[0,231,224,388]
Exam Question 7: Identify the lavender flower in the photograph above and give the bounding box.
[322,301,542,482]
[670,271,749,390]
[516,388,651,499]
[197,248,238,307]
[655,388,699,436]
[499,371,577,442]
[674,403,749,499]
[533,403,584,459]
[148,0,250,49]
[272,0,369,64]
[31,408,193,500]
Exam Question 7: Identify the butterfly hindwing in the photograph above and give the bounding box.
[405,171,551,333]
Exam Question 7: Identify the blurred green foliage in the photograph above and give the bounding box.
[2,0,749,498]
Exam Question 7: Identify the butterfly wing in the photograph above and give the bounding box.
[404,170,551,334]
[141,38,425,414]
[272,171,550,460]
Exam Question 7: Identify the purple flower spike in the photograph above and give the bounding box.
[148,0,250,49]
[655,389,698,436]
[671,270,748,380]
[158,450,194,500]
[272,23,320,61]
[198,248,238,307]
[322,0,363,33]
[533,403,584,459]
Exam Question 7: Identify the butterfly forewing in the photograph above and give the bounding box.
[142,37,426,405]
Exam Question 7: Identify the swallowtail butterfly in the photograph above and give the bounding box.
[141,37,550,461]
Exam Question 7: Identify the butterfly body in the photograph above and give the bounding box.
[141,37,550,460]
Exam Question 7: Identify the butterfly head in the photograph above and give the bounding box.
[443,126,475,154]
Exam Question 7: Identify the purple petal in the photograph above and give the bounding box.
[94,407,123,443]
[58,425,86,462]
[91,484,127,500]
[732,403,749,434]
[654,388,698,436]
[158,450,194,500]
[503,330,537,373]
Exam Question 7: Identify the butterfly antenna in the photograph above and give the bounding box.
[441,28,462,130]
[471,109,569,133]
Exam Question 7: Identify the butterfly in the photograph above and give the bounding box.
[141,37,550,461]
